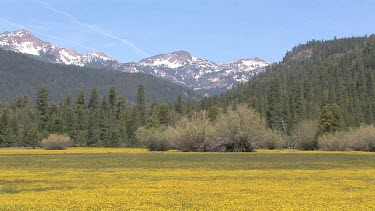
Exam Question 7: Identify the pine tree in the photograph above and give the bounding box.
[62,96,75,135]
[158,104,171,125]
[75,92,87,131]
[293,83,305,122]
[36,85,49,132]
[101,95,110,114]
[26,127,40,148]
[118,109,129,146]
[88,88,100,109]
[49,111,64,134]
[266,78,284,131]
[16,95,29,109]
[175,95,184,114]
[74,130,87,147]
[128,108,141,142]
[136,84,146,125]
[319,104,344,133]
[108,86,117,111]
[0,110,15,147]
[99,109,110,146]
[87,111,100,146]
[147,99,160,128]
[207,106,220,122]
[76,91,86,109]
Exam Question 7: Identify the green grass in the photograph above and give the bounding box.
[0,151,374,171]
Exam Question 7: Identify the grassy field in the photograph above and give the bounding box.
[0,148,374,210]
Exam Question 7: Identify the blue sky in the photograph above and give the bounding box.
[1,0,374,63]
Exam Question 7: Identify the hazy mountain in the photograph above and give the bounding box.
[0,49,198,103]
[0,29,270,94]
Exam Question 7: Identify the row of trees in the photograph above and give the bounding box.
[0,85,373,151]
[1,35,375,152]
[0,84,192,148]
[136,104,374,152]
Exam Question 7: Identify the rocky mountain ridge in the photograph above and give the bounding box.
[0,29,270,94]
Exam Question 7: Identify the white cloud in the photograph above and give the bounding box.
[0,17,98,52]
[35,0,149,57]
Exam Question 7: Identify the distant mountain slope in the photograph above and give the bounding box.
[206,35,375,131]
[0,49,198,103]
[0,29,270,94]
[0,29,113,66]
[127,51,269,95]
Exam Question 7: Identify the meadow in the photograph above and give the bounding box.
[0,148,374,210]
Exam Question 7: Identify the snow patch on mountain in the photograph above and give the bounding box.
[0,29,116,67]
[0,29,271,95]
[128,51,270,94]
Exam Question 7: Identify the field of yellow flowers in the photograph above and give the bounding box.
[0,148,374,210]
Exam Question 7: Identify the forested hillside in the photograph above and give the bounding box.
[1,36,375,152]
[203,35,375,133]
[0,49,198,103]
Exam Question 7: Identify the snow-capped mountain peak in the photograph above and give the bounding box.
[0,29,116,67]
[0,29,51,56]
[0,29,271,95]
[130,51,270,93]
[139,50,193,68]
[237,57,269,67]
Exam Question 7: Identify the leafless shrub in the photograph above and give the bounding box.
[318,125,375,152]
[135,127,170,151]
[346,125,375,152]
[40,134,71,150]
[292,120,319,150]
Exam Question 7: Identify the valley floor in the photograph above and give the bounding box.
[0,148,374,210]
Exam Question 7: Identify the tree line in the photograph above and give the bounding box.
[1,35,375,152]
[0,85,195,148]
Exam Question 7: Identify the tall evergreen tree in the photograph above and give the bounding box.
[0,110,15,147]
[116,96,126,119]
[266,78,284,131]
[175,95,184,114]
[36,85,49,132]
[109,86,117,111]
[88,88,100,109]
[62,96,75,135]
[147,99,160,128]
[25,127,40,148]
[76,91,86,109]
[319,104,344,133]
[158,104,171,126]
[136,84,146,125]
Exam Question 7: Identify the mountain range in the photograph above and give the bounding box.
[0,29,270,94]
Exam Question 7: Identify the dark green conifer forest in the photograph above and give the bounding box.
[0,49,197,103]
[204,35,375,132]
[1,35,375,151]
